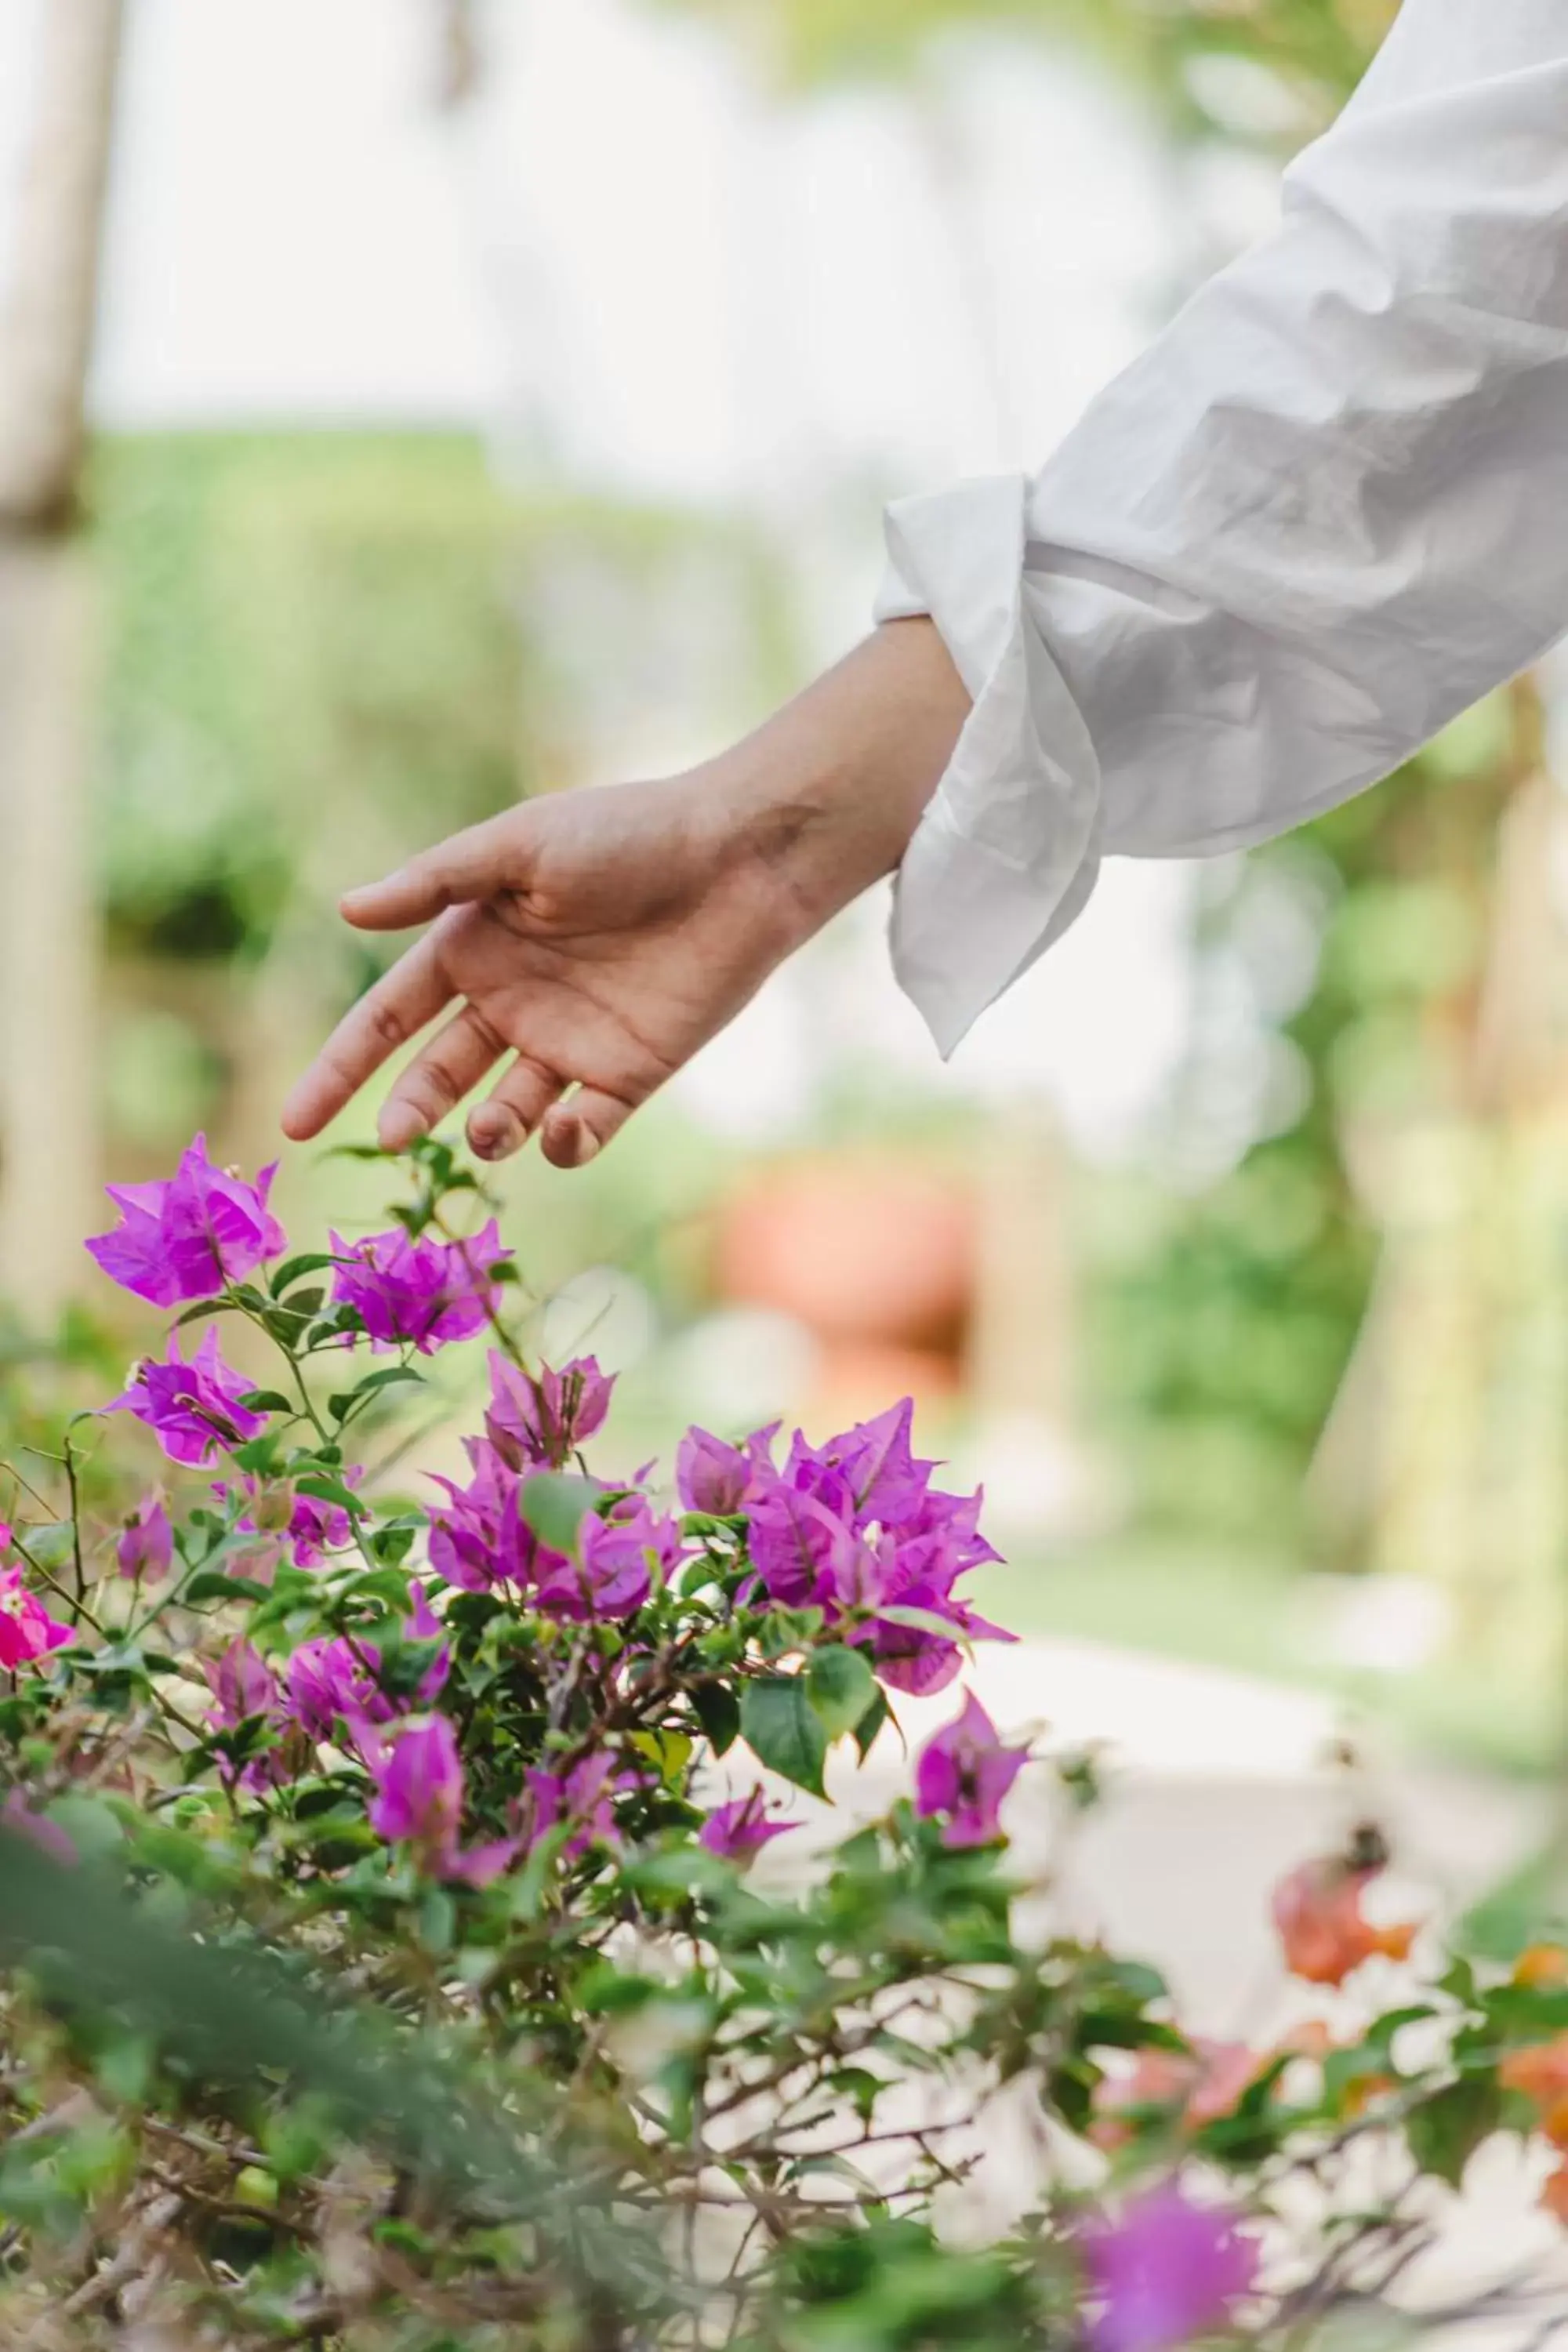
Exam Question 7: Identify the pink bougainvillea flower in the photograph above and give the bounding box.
[428,1439,544,1593]
[329,1221,511,1353]
[2,1788,77,1866]
[1091,2041,1262,2151]
[115,1487,174,1581]
[0,1568,73,1671]
[86,1133,285,1308]
[675,1424,777,1516]
[111,1327,268,1468]
[521,1751,623,1862]
[745,1481,860,1610]
[741,1400,1007,1693]
[401,1579,452,1708]
[533,1499,680,1624]
[913,1690,1029,1849]
[485,1352,614,1471]
[368,1715,463,1860]
[699,1785,796,1866]
[367,1715,516,1884]
[202,1638,289,1790]
[286,1635,394,1744]
[1272,1857,1419,1987]
[285,1470,363,1568]
[1082,2182,1258,2352]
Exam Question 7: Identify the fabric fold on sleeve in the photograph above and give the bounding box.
[873,474,1102,1056]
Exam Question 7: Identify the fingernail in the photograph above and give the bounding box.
[471,1110,520,1161]
[547,1112,599,1170]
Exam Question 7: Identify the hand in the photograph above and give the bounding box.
[281,621,968,1167]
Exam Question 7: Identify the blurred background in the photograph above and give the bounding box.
[3,0,1567,1822]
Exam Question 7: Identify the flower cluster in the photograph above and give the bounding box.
[0,1131,1555,2350]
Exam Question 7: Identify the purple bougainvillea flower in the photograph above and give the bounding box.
[1083,2182,1259,2352]
[2,1788,77,1866]
[368,1715,463,1861]
[286,1468,363,1568]
[86,1132,285,1308]
[485,1352,614,1471]
[913,1690,1029,1849]
[675,1423,778,1516]
[522,1751,622,1861]
[0,1567,73,1671]
[367,1714,515,1884]
[115,1487,174,1581]
[286,1635,394,1744]
[746,1482,860,1610]
[532,1499,679,1623]
[111,1327,268,1468]
[699,1786,796,1867]
[403,1579,452,1707]
[329,1220,511,1354]
[740,1400,1010,1693]
[205,1638,280,1731]
[202,1638,289,1790]
[428,1439,544,1593]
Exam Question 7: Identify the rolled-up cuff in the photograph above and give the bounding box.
[873,474,1102,1056]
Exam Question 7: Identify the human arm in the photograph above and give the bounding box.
[280,618,969,1166]
[287,0,1568,1156]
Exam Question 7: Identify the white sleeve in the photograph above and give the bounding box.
[880,0,1568,1053]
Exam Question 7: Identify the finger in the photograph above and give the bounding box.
[377,1004,510,1152]
[539,1087,640,1171]
[340,810,533,932]
[467,1055,564,1163]
[281,936,451,1141]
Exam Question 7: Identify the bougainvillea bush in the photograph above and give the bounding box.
[2,1136,1568,2347]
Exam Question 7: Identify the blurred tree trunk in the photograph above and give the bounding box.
[0,0,123,1313]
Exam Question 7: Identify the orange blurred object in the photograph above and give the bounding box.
[1271,1858,1419,1987]
[1091,2039,1261,2150]
[1514,1944,1568,1991]
[715,1158,975,1356]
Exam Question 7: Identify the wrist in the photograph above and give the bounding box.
[701,618,969,943]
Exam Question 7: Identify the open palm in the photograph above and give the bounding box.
[281,776,808,1167]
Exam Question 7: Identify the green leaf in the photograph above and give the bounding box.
[236,1390,296,1417]
[804,1646,877,1742]
[182,1570,276,1606]
[1406,2074,1503,2188]
[270,1252,340,1298]
[295,1474,366,1519]
[851,1688,891,1762]
[740,1676,828,1800]
[328,1365,426,1422]
[518,1472,601,1559]
[174,1298,237,1329]
[691,1682,741,1759]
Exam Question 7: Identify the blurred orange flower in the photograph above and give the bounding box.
[1501,2036,1568,2150]
[1091,2038,1261,2149]
[1271,1859,1419,1987]
[1513,1944,1568,1991]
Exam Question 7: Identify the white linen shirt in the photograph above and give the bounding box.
[877,0,1568,1053]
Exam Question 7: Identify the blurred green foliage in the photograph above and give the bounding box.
[88,433,796,1167]
[93,434,521,971]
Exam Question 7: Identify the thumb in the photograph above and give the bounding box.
[339,809,534,931]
